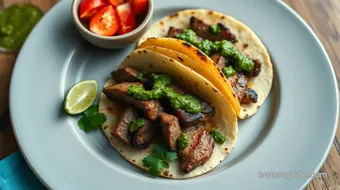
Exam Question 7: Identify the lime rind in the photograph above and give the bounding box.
[64,80,98,115]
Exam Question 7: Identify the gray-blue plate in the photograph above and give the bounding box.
[10,0,339,189]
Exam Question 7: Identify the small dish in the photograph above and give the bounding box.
[71,0,153,49]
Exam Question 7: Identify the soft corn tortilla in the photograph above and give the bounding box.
[137,9,273,119]
[99,49,237,178]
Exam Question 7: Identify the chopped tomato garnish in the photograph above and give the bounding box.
[89,5,119,36]
[108,0,125,7]
[116,3,136,35]
[130,0,148,15]
[78,0,107,20]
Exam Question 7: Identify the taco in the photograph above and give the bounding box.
[137,9,273,119]
[99,49,237,178]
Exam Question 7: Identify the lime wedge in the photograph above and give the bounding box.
[64,80,98,115]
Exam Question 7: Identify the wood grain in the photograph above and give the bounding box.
[0,0,339,189]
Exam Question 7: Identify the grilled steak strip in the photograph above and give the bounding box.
[173,97,215,126]
[190,16,237,43]
[166,83,215,126]
[168,27,184,38]
[179,125,215,173]
[245,59,262,77]
[241,87,258,103]
[168,26,203,41]
[111,66,139,82]
[160,113,182,151]
[227,73,258,103]
[132,120,158,148]
[103,82,163,121]
[112,106,138,144]
[210,53,226,69]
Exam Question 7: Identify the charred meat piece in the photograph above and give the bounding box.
[173,97,215,126]
[190,16,237,43]
[245,59,262,77]
[210,53,226,69]
[112,107,138,144]
[132,120,158,148]
[103,82,163,121]
[169,83,186,95]
[168,27,184,38]
[111,66,140,82]
[167,26,203,42]
[241,87,258,103]
[160,113,182,151]
[179,125,215,173]
[227,73,248,101]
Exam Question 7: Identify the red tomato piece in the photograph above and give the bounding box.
[116,3,136,35]
[78,0,107,20]
[130,0,148,15]
[108,0,125,7]
[89,6,119,36]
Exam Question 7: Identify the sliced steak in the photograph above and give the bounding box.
[169,83,186,95]
[227,73,248,101]
[168,27,184,38]
[112,107,138,144]
[173,97,215,126]
[245,59,262,77]
[210,53,226,69]
[179,125,215,173]
[241,87,258,103]
[111,67,140,82]
[103,82,163,121]
[159,113,182,151]
[167,26,203,42]
[190,16,237,43]
[132,120,158,148]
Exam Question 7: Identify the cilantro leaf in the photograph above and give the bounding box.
[152,144,177,161]
[152,144,167,160]
[84,105,98,117]
[142,156,169,177]
[165,151,177,161]
[78,112,106,132]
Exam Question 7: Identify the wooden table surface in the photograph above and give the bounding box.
[0,0,339,189]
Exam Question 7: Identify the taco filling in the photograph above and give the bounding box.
[166,16,261,104]
[103,66,225,173]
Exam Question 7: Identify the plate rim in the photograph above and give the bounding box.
[9,0,339,189]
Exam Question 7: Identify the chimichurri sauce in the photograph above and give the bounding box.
[127,73,202,114]
[0,4,43,51]
[176,29,254,72]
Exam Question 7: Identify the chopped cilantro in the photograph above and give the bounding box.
[78,105,106,132]
[142,156,169,177]
[142,144,177,177]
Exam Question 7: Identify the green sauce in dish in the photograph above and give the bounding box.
[127,73,202,114]
[0,4,43,51]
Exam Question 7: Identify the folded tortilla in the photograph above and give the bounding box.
[99,49,238,178]
[137,9,273,119]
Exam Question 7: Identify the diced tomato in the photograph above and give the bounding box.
[108,0,125,7]
[130,0,148,15]
[90,6,119,36]
[78,0,107,20]
[116,3,136,35]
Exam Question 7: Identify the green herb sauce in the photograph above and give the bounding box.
[0,4,43,51]
[209,24,221,34]
[222,66,236,78]
[176,29,254,72]
[136,71,148,80]
[127,73,202,114]
[209,130,226,144]
[177,133,189,149]
[129,118,146,133]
